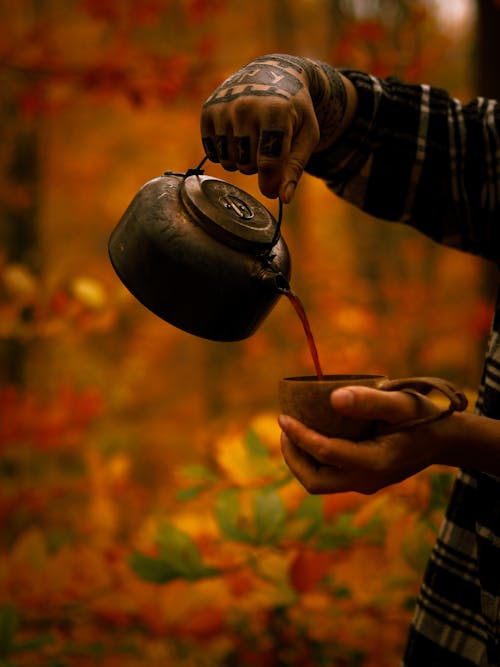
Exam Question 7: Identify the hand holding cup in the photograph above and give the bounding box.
[278,374,468,494]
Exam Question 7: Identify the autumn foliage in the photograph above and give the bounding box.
[0,1,490,666]
[1,398,455,666]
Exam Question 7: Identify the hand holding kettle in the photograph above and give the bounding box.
[200,53,358,203]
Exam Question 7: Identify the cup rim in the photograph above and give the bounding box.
[281,374,385,383]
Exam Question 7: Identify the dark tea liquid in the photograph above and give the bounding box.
[283,289,324,380]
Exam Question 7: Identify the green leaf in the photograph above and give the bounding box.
[175,465,218,500]
[0,605,19,658]
[156,523,218,580]
[265,474,293,491]
[315,512,384,550]
[129,524,218,583]
[175,485,206,501]
[244,428,269,458]
[295,495,324,541]
[129,552,179,584]
[428,472,454,511]
[181,464,218,482]
[253,488,286,544]
[332,585,350,599]
[316,513,360,550]
[214,489,252,542]
[13,634,53,652]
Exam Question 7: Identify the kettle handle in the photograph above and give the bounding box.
[269,198,284,248]
[183,155,210,178]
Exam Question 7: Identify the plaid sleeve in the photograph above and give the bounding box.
[305,70,500,263]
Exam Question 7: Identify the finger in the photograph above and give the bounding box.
[281,433,347,494]
[200,115,219,163]
[257,128,289,198]
[254,100,296,198]
[203,108,238,170]
[201,136,219,163]
[233,136,257,174]
[278,414,376,470]
[281,432,379,495]
[278,415,340,465]
[279,114,320,203]
[230,101,259,174]
[330,386,433,424]
[215,131,237,171]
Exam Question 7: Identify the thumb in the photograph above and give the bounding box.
[279,116,320,203]
[330,386,430,424]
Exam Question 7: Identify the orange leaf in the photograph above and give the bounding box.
[226,570,255,597]
[178,606,225,638]
[289,548,332,593]
[323,492,364,520]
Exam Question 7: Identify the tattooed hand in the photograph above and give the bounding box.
[200,54,357,203]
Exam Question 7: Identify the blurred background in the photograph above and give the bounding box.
[1,1,498,665]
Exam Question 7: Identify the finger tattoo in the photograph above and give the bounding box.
[234,136,251,164]
[215,135,229,161]
[259,130,284,158]
[202,136,218,162]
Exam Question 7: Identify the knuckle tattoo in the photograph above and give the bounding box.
[202,136,218,162]
[259,130,284,158]
[234,136,251,164]
[215,135,229,161]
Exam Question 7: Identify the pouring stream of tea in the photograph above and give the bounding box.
[282,289,324,380]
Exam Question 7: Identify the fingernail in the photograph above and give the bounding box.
[283,181,296,203]
[278,414,291,430]
[332,388,354,409]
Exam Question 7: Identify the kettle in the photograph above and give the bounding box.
[108,164,291,342]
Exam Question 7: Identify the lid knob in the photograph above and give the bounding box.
[180,174,278,250]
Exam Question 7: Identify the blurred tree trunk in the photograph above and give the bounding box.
[271,0,295,51]
[475,0,500,304]
[0,85,41,387]
[476,0,500,97]
[324,0,439,374]
[202,0,301,419]
[0,123,38,385]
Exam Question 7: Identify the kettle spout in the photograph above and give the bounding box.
[258,267,290,294]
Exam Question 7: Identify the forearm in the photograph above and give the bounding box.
[438,411,500,475]
[306,71,500,262]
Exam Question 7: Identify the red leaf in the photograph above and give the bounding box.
[178,607,225,638]
[356,20,387,42]
[131,0,168,25]
[187,0,223,23]
[289,549,332,593]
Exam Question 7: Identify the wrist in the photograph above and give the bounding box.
[434,410,500,474]
[303,60,358,151]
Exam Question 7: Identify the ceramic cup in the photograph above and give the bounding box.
[278,374,468,440]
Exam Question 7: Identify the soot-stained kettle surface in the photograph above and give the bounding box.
[108,167,291,342]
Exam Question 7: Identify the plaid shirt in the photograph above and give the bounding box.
[306,71,500,666]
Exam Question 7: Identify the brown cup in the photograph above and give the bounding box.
[278,374,468,440]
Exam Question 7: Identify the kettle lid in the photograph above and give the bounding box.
[180,173,278,250]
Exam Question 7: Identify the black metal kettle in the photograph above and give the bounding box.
[108,165,291,342]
